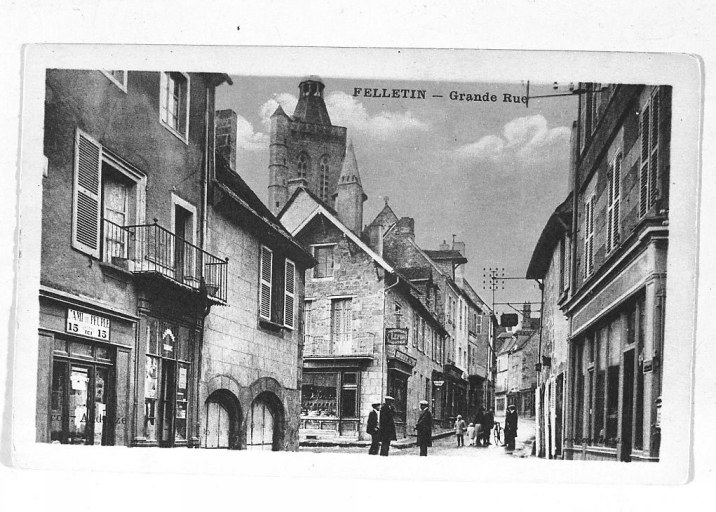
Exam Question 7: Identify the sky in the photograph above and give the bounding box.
[216,77,578,318]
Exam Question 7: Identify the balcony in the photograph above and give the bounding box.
[303,333,376,360]
[103,218,228,303]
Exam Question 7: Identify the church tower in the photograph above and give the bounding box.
[268,77,348,215]
[333,140,367,234]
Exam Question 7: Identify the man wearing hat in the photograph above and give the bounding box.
[415,400,433,457]
[367,401,381,455]
[379,396,397,456]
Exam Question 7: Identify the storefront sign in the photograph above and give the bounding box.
[385,327,409,345]
[433,380,444,387]
[66,309,110,340]
[391,348,416,367]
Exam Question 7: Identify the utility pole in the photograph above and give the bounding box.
[483,268,504,412]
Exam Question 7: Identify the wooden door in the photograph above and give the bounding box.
[247,400,274,451]
[205,400,230,449]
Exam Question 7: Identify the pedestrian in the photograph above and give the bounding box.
[367,401,381,455]
[483,408,495,446]
[379,396,397,456]
[475,407,485,447]
[474,422,484,447]
[415,399,432,457]
[454,414,466,447]
[504,404,519,450]
[467,422,476,446]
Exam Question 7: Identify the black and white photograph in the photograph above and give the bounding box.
[2,4,714,509]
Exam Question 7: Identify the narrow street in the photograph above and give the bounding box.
[301,415,535,458]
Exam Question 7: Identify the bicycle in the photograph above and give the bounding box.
[493,421,502,446]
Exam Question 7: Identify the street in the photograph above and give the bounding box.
[301,415,535,458]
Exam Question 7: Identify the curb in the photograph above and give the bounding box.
[299,430,455,449]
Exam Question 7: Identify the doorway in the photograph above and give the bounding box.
[621,349,635,461]
[247,398,275,451]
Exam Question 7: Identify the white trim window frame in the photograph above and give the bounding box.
[101,70,128,92]
[606,152,622,254]
[583,194,595,278]
[259,245,273,321]
[284,259,296,329]
[159,71,190,143]
[639,88,661,217]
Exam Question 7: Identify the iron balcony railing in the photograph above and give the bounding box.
[103,218,228,303]
[303,333,376,357]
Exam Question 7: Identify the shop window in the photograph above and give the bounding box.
[312,245,334,279]
[340,372,358,418]
[159,72,190,141]
[143,319,193,446]
[301,373,338,418]
[50,339,114,445]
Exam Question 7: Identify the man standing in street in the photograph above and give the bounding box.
[483,408,495,446]
[367,401,381,455]
[415,400,432,457]
[379,396,397,456]
[504,404,519,450]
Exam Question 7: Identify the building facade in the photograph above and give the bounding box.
[561,84,671,462]
[37,69,231,447]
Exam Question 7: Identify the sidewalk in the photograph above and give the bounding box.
[299,426,455,449]
[494,414,536,458]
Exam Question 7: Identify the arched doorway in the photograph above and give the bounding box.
[204,390,241,449]
[246,392,284,451]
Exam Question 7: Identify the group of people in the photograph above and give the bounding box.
[453,407,496,447]
[366,398,520,457]
[367,396,433,457]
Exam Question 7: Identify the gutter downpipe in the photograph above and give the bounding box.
[381,272,401,404]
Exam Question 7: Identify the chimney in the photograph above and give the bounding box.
[396,217,415,239]
[439,239,450,251]
[215,109,237,171]
[521,303,532,329]
[366,224,383,257]
[452,240,465,256]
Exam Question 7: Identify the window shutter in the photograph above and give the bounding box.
[612,154,621,246]
[606,163,614,253]
[639,105,650,217]
[72,129,102,258]
[284,259,296,328]
[649,90,660,208]
[259,246,273,320]
[159,72,168,124]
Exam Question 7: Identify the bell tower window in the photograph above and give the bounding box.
[319,155,330,201]
[297,153,309,180]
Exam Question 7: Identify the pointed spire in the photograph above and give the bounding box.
[338,140,363,187]
[271,104,288,118]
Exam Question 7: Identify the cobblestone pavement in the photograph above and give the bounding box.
[301,416,536,458]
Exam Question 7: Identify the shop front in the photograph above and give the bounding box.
[443,363,468,420]
[300,369,362,438]
[387,348,416,438]
[37,290,136,446]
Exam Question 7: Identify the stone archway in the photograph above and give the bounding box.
[246,391,286,451]
[204,389,242,449]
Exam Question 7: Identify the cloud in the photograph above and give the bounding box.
[259,93,299,128]
[456,114,570,162]
[235,114,269,151]
[325,91,429,137]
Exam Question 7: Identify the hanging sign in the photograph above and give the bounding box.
[66,309,110,340]
[643,359,653,373]
[433,380,444,387]
[385,327,409,345]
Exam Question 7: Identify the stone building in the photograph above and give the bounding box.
[37,69,232,447]
[561,84,671,462]
[198,109,315,451]
[526,193,572,458]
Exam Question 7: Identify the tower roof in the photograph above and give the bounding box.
[292,77,332,125]
[335,141,367,200]
[271,104,289,118]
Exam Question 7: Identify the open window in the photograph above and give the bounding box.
[159,72,190,142]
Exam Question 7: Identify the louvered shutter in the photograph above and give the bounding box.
[159,72,168,125]
[639,105,650,217]
[259,246,273,320]
[589,197,595,275]
[612,154,621,246]
[606,163,614,253]
[650,90,660,208]
[284,259,296,328]
[72,130,102,258]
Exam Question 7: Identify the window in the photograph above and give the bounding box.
[606,153,622,253]
[159,72,190,141]
[394,302,402,328]
[583,195,595,278]
[297,152,309,180]
[301,373,338,418]
[313,245,334,279]
[340,372,358,418]
[420,318,426,352]
[143,319,193,445]
[258,245,295,327]
[319,155,330,201]
[303,300,314,336]
[72,129,145,260]
[412,312,419,348]
[639,88,661,217]
[331,298,352,352]
[101,70,127,92]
